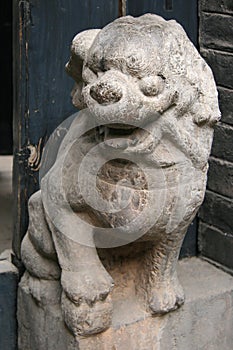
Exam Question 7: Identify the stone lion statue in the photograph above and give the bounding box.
[20,14,220,338]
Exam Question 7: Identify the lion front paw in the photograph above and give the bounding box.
[148,278,185,315]
[61,270,114,336]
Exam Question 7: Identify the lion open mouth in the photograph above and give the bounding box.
[94,122,177,169]
[95,124,151,151]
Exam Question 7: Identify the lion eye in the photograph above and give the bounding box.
[139,75,165,97]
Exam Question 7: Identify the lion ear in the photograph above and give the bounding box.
[65,29,100,83]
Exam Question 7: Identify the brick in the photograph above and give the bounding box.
[199,13,233,52]
[199,190,233,234]
[200,0,233,14]
[218,87,233,125]
[201,49,233,89]
[207,157,233,198]
[199,221,233,270]
[211,122,233,162]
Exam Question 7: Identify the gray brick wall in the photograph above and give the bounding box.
[198,0,233,271]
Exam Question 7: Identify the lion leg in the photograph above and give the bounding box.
[47,221,114,337]
[21,233,60,280]
[140,229,186,315]
[21,191,61,300]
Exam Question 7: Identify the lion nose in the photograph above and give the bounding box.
[90,82,123,105]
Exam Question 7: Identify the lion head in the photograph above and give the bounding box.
[66,14,220,167]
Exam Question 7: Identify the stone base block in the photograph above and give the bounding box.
[18,258,233,350]
[0,252,18,350]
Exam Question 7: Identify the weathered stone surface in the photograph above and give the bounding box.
[161,258,233,349]
[218,87,233,125]
[201,48,233,89]
[199,222,233,270]
[211,122,233,163]
[199,190,233,234]
[200,0,233,14]
[18,274,78,350]
[0,254,18,350]
[199,13,233,52]
[18,258,233,350]
[207,157,233,198]
[19,14,220,344]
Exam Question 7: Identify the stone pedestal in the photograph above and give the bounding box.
[0,251,18,350]
[18,258,233,350]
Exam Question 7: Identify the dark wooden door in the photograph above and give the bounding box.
[13,0,198,262]
[0,1,12,154]
[127,0,198,45]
